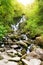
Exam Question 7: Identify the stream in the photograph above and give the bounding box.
[0,15,43,65]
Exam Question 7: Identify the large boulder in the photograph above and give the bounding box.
[26,48,43,61]
[34,36,43,46]
[22,58,41,65]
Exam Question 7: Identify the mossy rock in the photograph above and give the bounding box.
[21,49,26,55]
[18,61,23,65]
[0,55,4,60]
[35,36,43,47]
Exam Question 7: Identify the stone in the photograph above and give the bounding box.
[0,55,4,60]
[21,48,26,55]
[0,61,18,65]
[11,45,19,49]
[22,59,41,65]
[7,49,17,57]
[21,34,28,40]
[7,49,17,54]
[8,34,20,40]
[7,39,13,44]
[0,48,5,52]
[35,48,43,60]
[26,48,43,61]
[8,57,20,62]
[7,62,18,65]
[16,40,28,48]
[41,61,43,65]
[17,52,22,57]
[18,61,23,65]
[35,36,43,46]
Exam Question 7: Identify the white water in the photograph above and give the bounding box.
[21,34,28,40]
[11,15,26,31]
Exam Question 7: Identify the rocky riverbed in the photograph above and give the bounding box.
[0,32,43,65]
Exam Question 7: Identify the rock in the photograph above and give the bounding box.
[8,57,20,62]
[17,52,22,57]
[0,61,18,65]
[29,59,41,65]
[7,52,15,57]
[22,54,27,59]
[19,22,27,32]
[21,48,26,55]
[18,61,23,65]
[23,40,31,45]
[0,55,4,60]
[25,51,40,60]
[21,34,28,40]
[22,59,30,65]
[0,48,5,52]
[7,49,17,54]
[16,40,28,48]
[8,34,20,40]
[7,39,13,44]
[26,48,43,61]
[1,44,4,48]
[22,59,41,65]
[35,36,43,46]
[27,44,36,52]
[35,48,43,60]
[7,49,17,57]
[41,61,43,65]
[7,62,18,65]
[11,45,20,49]
[4,59,8,63]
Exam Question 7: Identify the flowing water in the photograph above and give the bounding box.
[11,15,26,32]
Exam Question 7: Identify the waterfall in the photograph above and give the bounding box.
[11,15,26,32]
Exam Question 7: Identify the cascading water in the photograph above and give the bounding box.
[11,15,26,32]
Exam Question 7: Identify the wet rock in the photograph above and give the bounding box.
[1,44,4,48]
[22,59,41,65]
[8,57,20,62]
[16,40,28,48]
[21,34,28,40]
[26,44,37,54]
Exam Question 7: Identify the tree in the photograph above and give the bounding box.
[24,0,43,38]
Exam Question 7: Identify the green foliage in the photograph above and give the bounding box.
[0,0,24,39]
[24,0,43,38]
[0,0,43,39]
